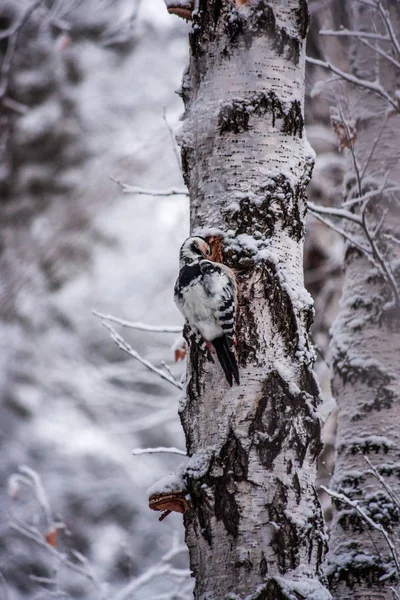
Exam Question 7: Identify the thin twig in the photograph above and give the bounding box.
[110,176,188,197]
[320,29,390,41]
[11,522,107,598]
[308,201,362,225]
[336,101,363,193]
[132,447,186,456]
[101,321,183,390]
[306,56,398,112]
[114,539,189,600]
[358,37,400,72]
[361,112,389,180]
[374,0,400,57]
[363,456,400,512]
[361,196,400,308]
[308,210,374,257]
[390,587,400,600]
[93,310,182,333]
[321,486,400,574]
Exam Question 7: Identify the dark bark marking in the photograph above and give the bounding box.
[296,0,310,40]
[335,491,399,531]
[337,438,392,456]
[218,93,303,138]
[327,550,397,590]
[259,552,268,577]
[292,472,301,504]
[222,1,301,64]
[185,431,248,541]
[334,354,394,420]
[268,480,300,573]
[248,371,321,470]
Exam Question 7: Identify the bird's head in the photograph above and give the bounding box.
[179,236,211,266]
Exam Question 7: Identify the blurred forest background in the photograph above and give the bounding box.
[0,0,347,598]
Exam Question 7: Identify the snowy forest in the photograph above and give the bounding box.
[0,0,399,599]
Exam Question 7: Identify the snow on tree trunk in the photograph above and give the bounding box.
[174,1,331,598]
[326,1,400,597]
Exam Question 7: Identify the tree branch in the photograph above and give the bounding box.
[100,320,183,390]
[319,29,390,41]
[92,309,182,333]
[132,447,186,456]
[321,486,400,574]
[306,56,398,112]
[110,176,188,197]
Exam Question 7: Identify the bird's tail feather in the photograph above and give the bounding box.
[212,336,240,386]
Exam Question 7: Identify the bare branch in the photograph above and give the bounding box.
[308,201,362,225]
[308,210,374,257]
[93,309,182,333]
[364,456,400,512]
[306,56,399,112]
[11,521,107,598]
[357,37,400,72]
[18,466,53,529]
[132,447,186,456]
[321,486,400,574]
[114,539,189,600]
[361,196,400,308]
[361,113,390,180]
[390,587,400,600]
[100,321,183,390]
[110,176,188,197]
[320,29,390,42]
[374,0,400,57]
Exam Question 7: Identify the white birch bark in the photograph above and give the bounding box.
[172,1,331,598]
[326,1,400,597]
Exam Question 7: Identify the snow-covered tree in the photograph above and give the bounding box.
[308,1,400,597]
[162,1,332,598]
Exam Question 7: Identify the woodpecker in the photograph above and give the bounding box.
[174,236,240,386]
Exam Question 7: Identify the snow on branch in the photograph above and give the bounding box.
[114,536,190,600]
[363,456,400,513]
[92,309,182,333]
[110,176,188,197]
[8,465,107,599]
[132,447,186,456]
[99,319,183,390]
[319,29,390,41]
[321,486,400,574]
[306,56,399,112]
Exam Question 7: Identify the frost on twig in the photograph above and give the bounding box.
[110,176,188,197]
[114,536,191,600]
[132,447,186,456]
[98,319,183,390]
[92,309,182,333]
[8,466,107,599]
[322,486,400,575]
[306,56,399,112]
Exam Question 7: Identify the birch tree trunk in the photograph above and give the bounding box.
[326,2,400,598]
[173,1,331,597]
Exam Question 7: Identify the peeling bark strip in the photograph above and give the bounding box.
[326,2,400,598]
[174,0,330,598]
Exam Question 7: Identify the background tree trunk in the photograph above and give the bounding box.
[326,1,400,598]
[177,1,331,598]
